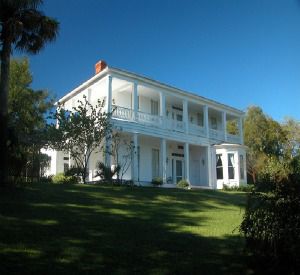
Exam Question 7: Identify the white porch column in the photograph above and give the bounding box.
[160,138,167,184]
[106,75,112,113]
[132,82,138,121]
[207,146,213,188]
[204,105,209,138]
[239,117,244,144]
[105,136,111,168]
[184,142,190,184]
[183,99,189,134]
[132,133,139,183]
[222,111,227,142]
[159,92,166,127]
[235,152,240,185]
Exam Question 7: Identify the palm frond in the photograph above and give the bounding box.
[0,1,59,54]
[0,0,43,21]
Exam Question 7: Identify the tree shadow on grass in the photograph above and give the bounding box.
[0,184,252,275]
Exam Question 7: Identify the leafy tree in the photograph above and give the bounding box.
[7,58,53,182]
[244,106,286,156]
[282,117,300,158]
[48,96,112,184]
[226,119,239,135]
[241,108,300,273]
[244,106,287,183]
[0,0,59,183]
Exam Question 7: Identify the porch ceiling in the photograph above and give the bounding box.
[138,85,160,100]
[165,94,182,107]
[189,101,204,113]
[112,78,131,94]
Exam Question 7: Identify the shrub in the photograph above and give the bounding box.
[65,166,83,177]
[177,179,189,189]
[52,173,78,184]
[40,175,53,183]
[255,157,290,192]
[222,184,254,192]
[95,162,120,183]
[240,179,300,273]
[151,177,163,186]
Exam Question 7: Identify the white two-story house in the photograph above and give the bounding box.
[45,60,247,189]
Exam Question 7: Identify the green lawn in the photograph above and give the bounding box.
[0,184,251,274]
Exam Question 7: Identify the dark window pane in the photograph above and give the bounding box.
[228,154,235,179]
[240,155,244,180]
[217,155,222,166]
[216,154,223,179]
[217,167,223,179]
[228,167,234,179]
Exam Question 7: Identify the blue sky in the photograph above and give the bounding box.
[24,0,300,121]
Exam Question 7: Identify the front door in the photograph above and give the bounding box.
[172,158,184,183]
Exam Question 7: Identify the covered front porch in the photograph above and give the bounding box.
[107,132,212,188]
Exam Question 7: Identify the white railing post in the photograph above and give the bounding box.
[160,91,166,128]
[183,99,188,134]
[106,75,112,113]
[132,81,138,121]
[239,116,244,144]
[204,105,209,138]
[222,111,227,142]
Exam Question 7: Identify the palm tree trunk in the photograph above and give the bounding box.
[0,39,11,184]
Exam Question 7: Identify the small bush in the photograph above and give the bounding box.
[223,184,254,192]
[40,175,53,183]
[65,166,83,177]
[52,173,78,184]
[177,179,189,189]
[95,162,120,183]
[240,179,300,273]
[151,177,163,186]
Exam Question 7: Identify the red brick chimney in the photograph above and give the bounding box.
[95,60,107,74]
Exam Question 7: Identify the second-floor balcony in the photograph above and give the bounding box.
[112,105,241,143]
[105,75,244,144]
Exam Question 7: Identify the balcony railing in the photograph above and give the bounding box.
[189,123,206,137]
[112,105,162,126]
[137,111,162,125]
[112,105,241,143]
[209,129,225,140]
[166,119,185,132]
[112,105,132,120]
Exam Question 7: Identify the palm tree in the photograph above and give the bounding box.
[0,0,59,184]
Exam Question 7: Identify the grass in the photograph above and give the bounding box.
[0,183,251,274]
